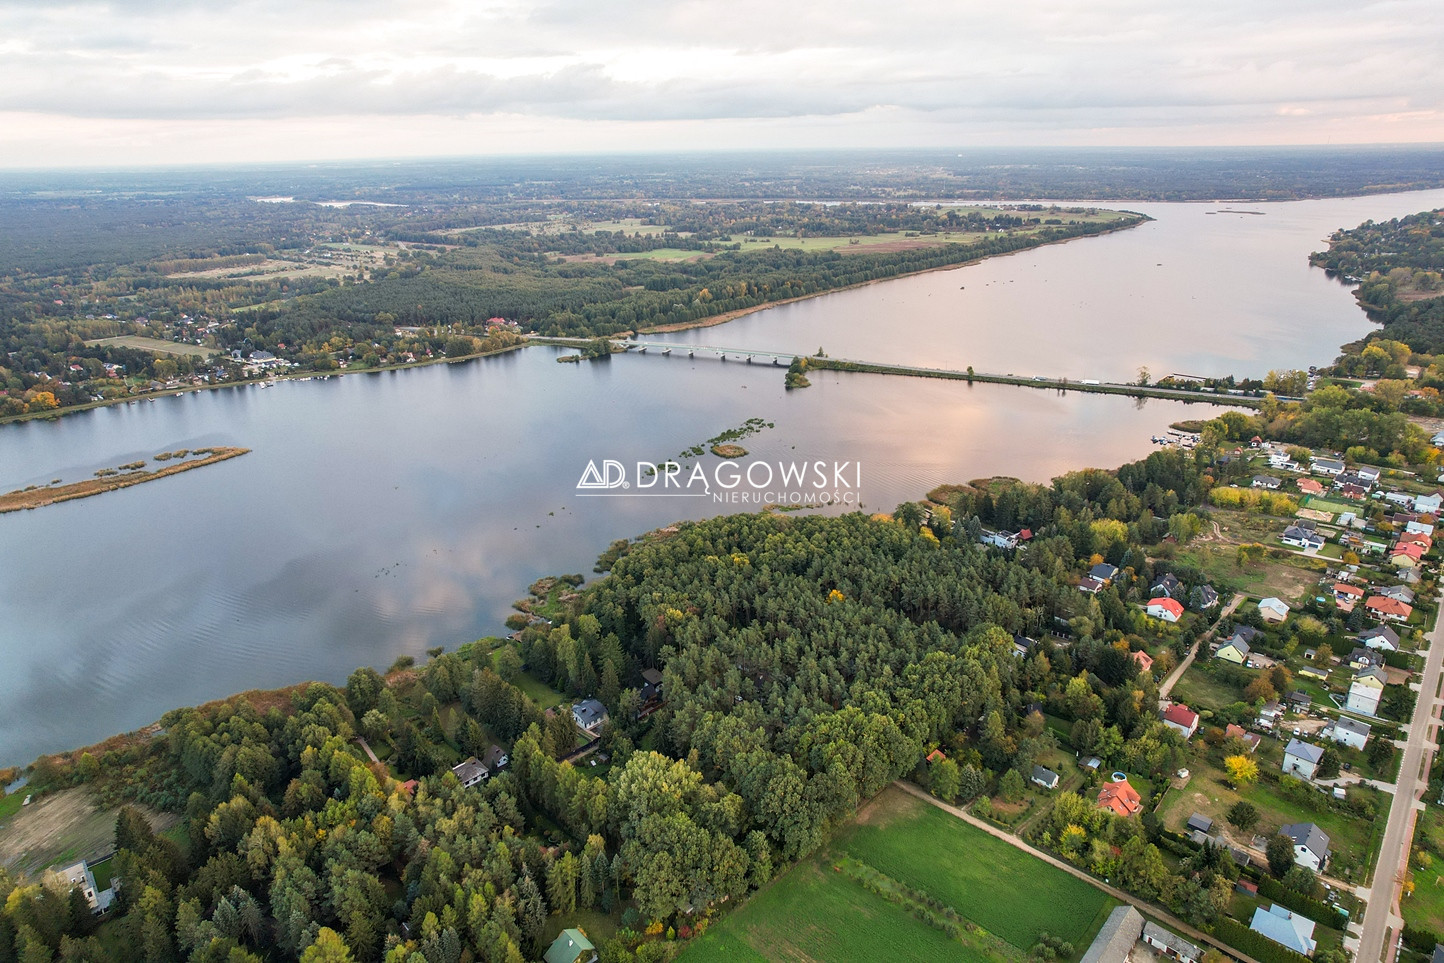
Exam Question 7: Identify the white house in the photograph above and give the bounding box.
[571,698,609,735]
[1324,717,1371,751]
[1280,822,1332,873]
[1251,904,1317,956]
[1416,492,1444,515]
[1282,738,1324,780]
[1281,524,1325,551]
[1258,597,1291,623]
[56,861,111,914]
[1359,625,1400,651]
[1161,704,1200,740]
[1347,668,1387,716]
[1356,466,1382,484]
[1146,597,1184,623]
[1312,457,1345,477]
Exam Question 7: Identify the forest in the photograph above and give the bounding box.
[1312,209,1444,354]
[0,441,1331,963]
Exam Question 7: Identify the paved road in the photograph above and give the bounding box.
[1358,603,1444,963]
[1159,592,1245,700]
[893,781,1264,963]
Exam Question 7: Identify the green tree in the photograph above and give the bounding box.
[1227,800,1259,833]
[1267,834,1296,878]
[999,768,1026,803]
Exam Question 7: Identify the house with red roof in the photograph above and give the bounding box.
[1333,582,1365,612]
[1390,542,1426,568]
[1132,650,1155,673]
[1365,595,1413,623]
[1296,478,1325,496]
[1097,779,1143,818]
[1161,703,1200,740]
[1146,597,1184,622]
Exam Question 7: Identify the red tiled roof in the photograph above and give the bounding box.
[1366,596,1413,618]
[1097,780,1142,817]
[1163,704,1199,728]
[1333,583,1365,597]
[1148,597,1184,617]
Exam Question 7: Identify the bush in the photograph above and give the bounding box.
[1212,917,1312,963]
[1257,876,1347,930]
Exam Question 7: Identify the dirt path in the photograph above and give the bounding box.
[1159,592,1245,701]
[0,788,177,877]
[894,780,1264,963]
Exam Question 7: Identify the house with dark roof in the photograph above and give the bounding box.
[1214,634,1252,665]
[1282,739,1324,780]
[1090,562,1119,583]
[1312,457,1346,476]
[1377,585,1416,604]
[639,668,665,707]
[482,744,509,772]
[1151,573,1183,598]
[1360,624,1400,651]
[1280,822,1332,871]
[1193,584,1220,609]
[451,756,489,789]
[1012,634,1037,658]
[1347,667,1387,716]
[1078,576,1105,594]
[570,698,609,735]
[1031,766,1060,790]
[1252,475,1282,490]
[1324,717,1370,751]
[1281,524,1326,551]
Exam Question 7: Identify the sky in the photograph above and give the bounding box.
[1,0,1442,168]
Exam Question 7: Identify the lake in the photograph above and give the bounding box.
[1,186,1439,766]
[667,189,1444,380]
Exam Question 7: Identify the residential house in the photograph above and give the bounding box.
[1031,766,1060,790]
[1132,649,1155,673]
[1366,595,1413,622]
[1250,904,1317,956]
[1297,478,1325,496]
[1259,597,1291,623]
[1385,491,1416,508]
[1347,667,1387,716]
[1186,813,1213,836]
[1324,717,1371,751]
[1406,521,1436,537]
[1282,739,1324,780]
[1312,457,1346,477]
[1096,779,1143,818]
[1257,701,1285,731]
[58,861,110,914]
[1252,475,1282,490]
[981,529,1020,550]
[1360,625,1401,651]
[639,668,665,707]
[1281,524,1326,551]
[1280,822,1332,872]
[571,698,609,736]
[1338,471,1375,490]
[1337,483,1369,501]
[482,744,509,772]
[1346,647,1384,670]
[1080,906,1145,963]
[1143,922,1203,963]
[451,757,489,788]
[1147,597,1184,622]
[1415,492,1444,515]
[1377,585,1416,604]
[1012,634,1038,658]
[1151,573,1183,598]
[1161,704,1200,740]
[1078,576,1106,594]
[1193,585,1220,610]
[544,928,598,963]
[1215,634,1252,665]
[1090,562,1119,583]
[1356,465,1382,484]
[1333,582,1365,611]
[1225,723,1262,752]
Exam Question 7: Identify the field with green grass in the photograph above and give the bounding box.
[1404,806,1444,934]
[684,786,1115,963]
[83,335,217,358]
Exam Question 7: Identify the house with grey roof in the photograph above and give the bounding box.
[1281,523,1326,551]
[1312,457,1346,477]
[1283,739,1324,781]
[1360,625,1400,651]
[1080,906,1144,963]
[451,756,489,789]
[570,698,609,736]
[1252,475,1282,490]
[1378,585,1415,604]
[1280,822,1332,872]
[1031,765,1060,790]
[1090,562,1119,583]
[1324,717,1371,751]
[1143,922,1202,963]
[1250,904,1316,956]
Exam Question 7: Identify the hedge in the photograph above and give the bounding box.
[1256,877,1347,930]
[1403,924,1442,955]
[1212,917,1313,963]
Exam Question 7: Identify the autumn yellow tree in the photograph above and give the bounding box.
[1225,754,1258,786]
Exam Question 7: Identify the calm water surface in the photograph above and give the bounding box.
[668,188,1444,379]
[2,187,1440,765]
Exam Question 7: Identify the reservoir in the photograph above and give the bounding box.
[2,187,1441,766]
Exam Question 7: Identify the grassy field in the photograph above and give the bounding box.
[685,786,1115,963]
[1405,808,1444,933]
[1169,662,1247,713]
[83,335,217,357]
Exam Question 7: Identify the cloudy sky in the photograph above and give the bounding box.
[2,0,1441,167]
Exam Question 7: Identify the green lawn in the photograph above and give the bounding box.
[684,786,1116,963]
[508,668,566,710]
[1406,808,1444,933]
[1169,662,1246,714]
[83,335,217,358]
[0,792,24,826]
[836,788,1113,951]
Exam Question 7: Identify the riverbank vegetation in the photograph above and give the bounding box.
[0,447,250,514]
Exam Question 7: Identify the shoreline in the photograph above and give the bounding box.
[0,446,251,514]
[0,217,1145,427]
